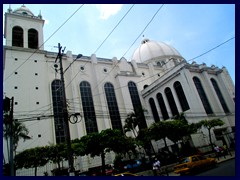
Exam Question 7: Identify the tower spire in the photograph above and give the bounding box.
[8,4,12,13]
[38,10,42,19]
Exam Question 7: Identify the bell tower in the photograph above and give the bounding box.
[4,5,45,50]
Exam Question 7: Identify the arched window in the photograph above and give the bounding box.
[193,77,213,114]
[80,81,98,134]
[104,83,122,131]
[156,93,169,120]
[174,81,190,111]
[149,98,160,122]
[165,87,179,117]
[28,28,38,49]
[51,79,66,144]
[211,78,230,113]
[128,81,147,129]
[12,26,23,47]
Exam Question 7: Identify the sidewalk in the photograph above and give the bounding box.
[136,150,235,176]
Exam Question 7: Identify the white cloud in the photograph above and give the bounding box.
[95,4,123,20]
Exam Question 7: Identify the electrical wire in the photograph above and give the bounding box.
[188,36,235,62]
[3,4,85,82]
[66,4,164,91]
[94,4,135,54]
[14,37,235,118]
[6,8,235,124]
[122,4,164,57]
[15,111,235,123]
[65,5,136,90]
[14,35,235,118]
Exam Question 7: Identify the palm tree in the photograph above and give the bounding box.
[124,111,154,157]
[3,120,31,176]
[124,112,138,137]
[3,121,31,156]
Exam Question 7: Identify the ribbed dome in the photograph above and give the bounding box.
[13,5,34,16]
[131,39,182,63]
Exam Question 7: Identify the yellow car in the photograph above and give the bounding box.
[174,155,217,176]
[114,172,138,176]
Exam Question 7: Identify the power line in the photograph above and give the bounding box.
[94,4,135,54]
[188,37,235,62]
[122,4,164,57]
[65,5,136,90]
[7,9,235,121]
[3,4,85,82]
[16,110,235,123]
[79,4,164,91]
[13,36,234,118]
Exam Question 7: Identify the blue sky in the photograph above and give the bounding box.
[3,4,235,83]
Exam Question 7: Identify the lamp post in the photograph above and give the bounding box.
[64,54,82,74]
[55,43,82,176]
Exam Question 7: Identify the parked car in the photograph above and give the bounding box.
[174,155,217,176]
[114,172,138,176]
[123,160,142,170]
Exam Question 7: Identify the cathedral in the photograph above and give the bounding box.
[3,5,235,176]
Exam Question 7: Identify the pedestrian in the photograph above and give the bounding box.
[223,144,232,156]
[152,158,161,176]
[223,144,227,154]
[214,145,221,160]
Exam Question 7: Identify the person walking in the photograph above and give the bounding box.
[152,158,161,176]
[214,145,221,160]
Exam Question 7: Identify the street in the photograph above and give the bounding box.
[196,159,235,176]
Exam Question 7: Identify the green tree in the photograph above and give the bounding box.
[47,143,68,169]
[197,118,224,151]
[167,113,200,146]
[148,121,170,151]
[15,146,49,176]
[167,120,187,144]
[75,129,135,176]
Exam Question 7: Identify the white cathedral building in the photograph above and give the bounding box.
[3,5,235,176]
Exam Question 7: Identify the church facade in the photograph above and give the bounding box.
[3,5,235,175]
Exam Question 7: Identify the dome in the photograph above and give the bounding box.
[131,38,182,63]
[13,5,34,16]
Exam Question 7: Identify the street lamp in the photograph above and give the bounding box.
[63,54,82,74]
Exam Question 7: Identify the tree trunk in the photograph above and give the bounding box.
[57,159,61,170]
[5,135,10,163]
[174,141,180,157]
[35,166,37,176]
[131,124,137,138]
[208,128,214,152]
[101,151,106,176]
[163,137,169,151]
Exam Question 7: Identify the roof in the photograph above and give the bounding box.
[131,38,182,63]
[13,5,34,16]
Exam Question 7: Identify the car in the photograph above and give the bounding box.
[173,155,217,176]
[124,160,142,170]
[114,172,138,176]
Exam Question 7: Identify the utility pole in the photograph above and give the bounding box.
[9,97,14,176]
[56,43,74,176]
[3,96,14,176]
